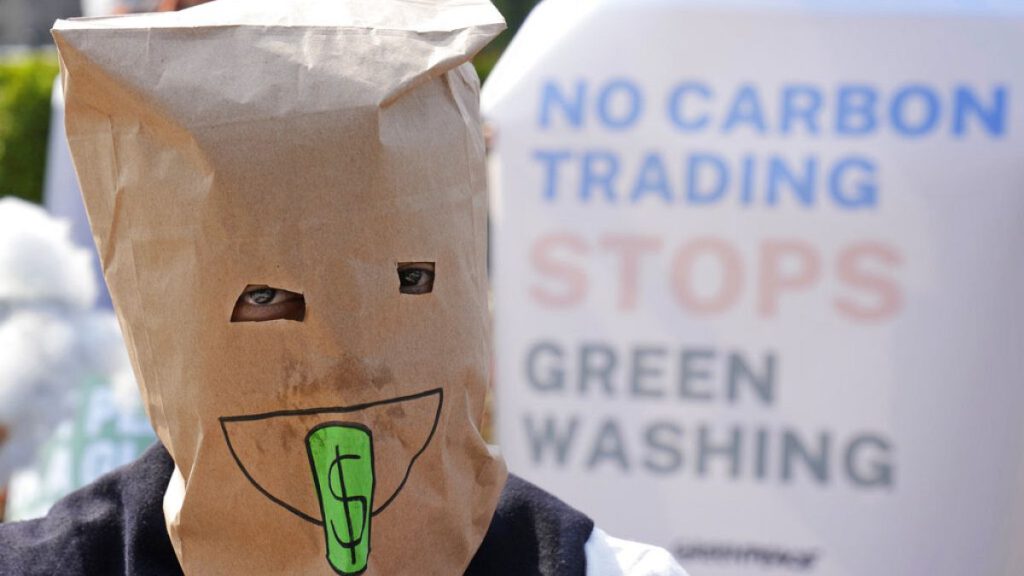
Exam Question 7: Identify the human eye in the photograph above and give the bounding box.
[230,285,305,322]
[396,262,435,295]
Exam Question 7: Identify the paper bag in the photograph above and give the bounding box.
[52,1,507,573]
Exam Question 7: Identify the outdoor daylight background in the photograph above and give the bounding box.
[2,2,1023,575]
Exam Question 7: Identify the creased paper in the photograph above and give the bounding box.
[53,1,506,573]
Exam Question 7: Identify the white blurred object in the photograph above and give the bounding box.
[0,198,137,485]
[81,0,161,17]
[0,197,95,310]
[80,0,120,17]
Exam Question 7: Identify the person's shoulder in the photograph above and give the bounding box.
[468,474,687,576]
[585,527,688,576]
[0,442,179,576]
[467,474,594,576]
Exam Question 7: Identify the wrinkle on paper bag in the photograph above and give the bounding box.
[53,1,507,574]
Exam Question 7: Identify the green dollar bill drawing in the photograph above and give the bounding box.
[306,423,375,575]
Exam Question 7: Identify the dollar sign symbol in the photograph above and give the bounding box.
[327,448,368,562]
[307,423,374,575]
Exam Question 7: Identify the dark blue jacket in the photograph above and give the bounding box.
[0,444,593,576]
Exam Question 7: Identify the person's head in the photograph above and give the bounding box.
[54,1,506,573]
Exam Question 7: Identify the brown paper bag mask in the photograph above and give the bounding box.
[52,1,507,573]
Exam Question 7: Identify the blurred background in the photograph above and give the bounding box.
[1,2,1023,576]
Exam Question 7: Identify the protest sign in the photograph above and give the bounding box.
[484,1,1024,574]
[6,377,155,522]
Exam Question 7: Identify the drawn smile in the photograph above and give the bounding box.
[219,388,443,526]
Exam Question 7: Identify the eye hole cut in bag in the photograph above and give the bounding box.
[230,262,434,323]
[231,285,306,323]
[397,262,434,295]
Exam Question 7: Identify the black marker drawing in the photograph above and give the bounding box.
[219,387,443,527]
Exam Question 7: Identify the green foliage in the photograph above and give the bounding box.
[474,0,542,83]
[0,53,59,205]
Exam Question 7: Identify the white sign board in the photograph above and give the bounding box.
[483,1,1024,574]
